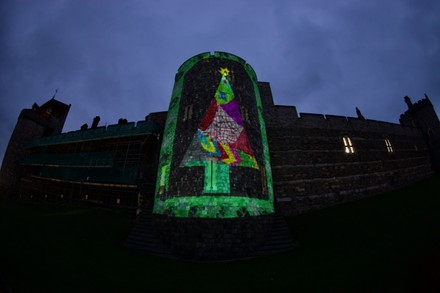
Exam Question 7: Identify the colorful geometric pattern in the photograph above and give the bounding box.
[154,52,274,218]
[181,68,258,170]
[203,106,243,145]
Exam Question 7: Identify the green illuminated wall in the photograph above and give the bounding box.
[153,52,274,218]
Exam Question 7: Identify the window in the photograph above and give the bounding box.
[183,105,193,121]
[158,164,168,195]
[342,136,354,154]
[384,138,393,153]
[44,107,53,117]
[240,106,249,122]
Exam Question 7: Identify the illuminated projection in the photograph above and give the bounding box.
[153,52,274,218]
[180,68,258,194]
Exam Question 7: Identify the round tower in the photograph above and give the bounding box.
[152,52,275,259]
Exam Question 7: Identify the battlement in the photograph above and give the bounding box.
[19,109,59,130]
[408,97,433,110]
[28,120,159,148]
[272,112,420,136]
[2,52,438,232]
[400,97,438,125]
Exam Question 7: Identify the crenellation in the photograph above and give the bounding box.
[1,52,438,260]
[267,105,434,214]
[324,114,348,123]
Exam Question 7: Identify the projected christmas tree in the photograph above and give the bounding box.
[181,67,258,194]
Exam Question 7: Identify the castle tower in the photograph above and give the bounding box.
[152,52,274,259]
[0,97,70,198]
[400,95,440,171]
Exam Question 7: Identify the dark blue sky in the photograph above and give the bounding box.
[1,0,439,165]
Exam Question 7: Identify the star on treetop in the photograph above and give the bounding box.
[218,67,230,76]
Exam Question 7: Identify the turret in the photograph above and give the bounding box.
[0,97,70,198]
[152,52,274,259]
[400,94,440,171]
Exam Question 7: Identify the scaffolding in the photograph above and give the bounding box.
[28,120,158,147]
[20,120,160,211]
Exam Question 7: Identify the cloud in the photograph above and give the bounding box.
[1,0,439,166]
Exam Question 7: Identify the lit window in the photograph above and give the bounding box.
[385,138,393,153]
[342,136,354,154]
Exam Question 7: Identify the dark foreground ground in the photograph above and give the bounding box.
[1,174,439,292]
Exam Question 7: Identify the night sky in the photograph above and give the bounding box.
[1,0,439,165]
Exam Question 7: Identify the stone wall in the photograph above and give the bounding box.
[0,111,47,197]
[253,80,436,215]
[258,82,299,128]
[146,111,168,134]
[400,97,440,171]
[151,52,275,259]
[152,214,274,260]
[267,117,433,215]
[3,54,437,228]
[0,99,70,198]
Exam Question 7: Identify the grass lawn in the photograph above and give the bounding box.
[1,174,439,292]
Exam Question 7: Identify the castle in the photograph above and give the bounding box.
[1,52,439,259]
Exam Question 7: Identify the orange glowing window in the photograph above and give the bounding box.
[342,136,354,154]
[385,138,393,153]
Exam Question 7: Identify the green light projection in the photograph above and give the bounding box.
[153,52,274,218]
